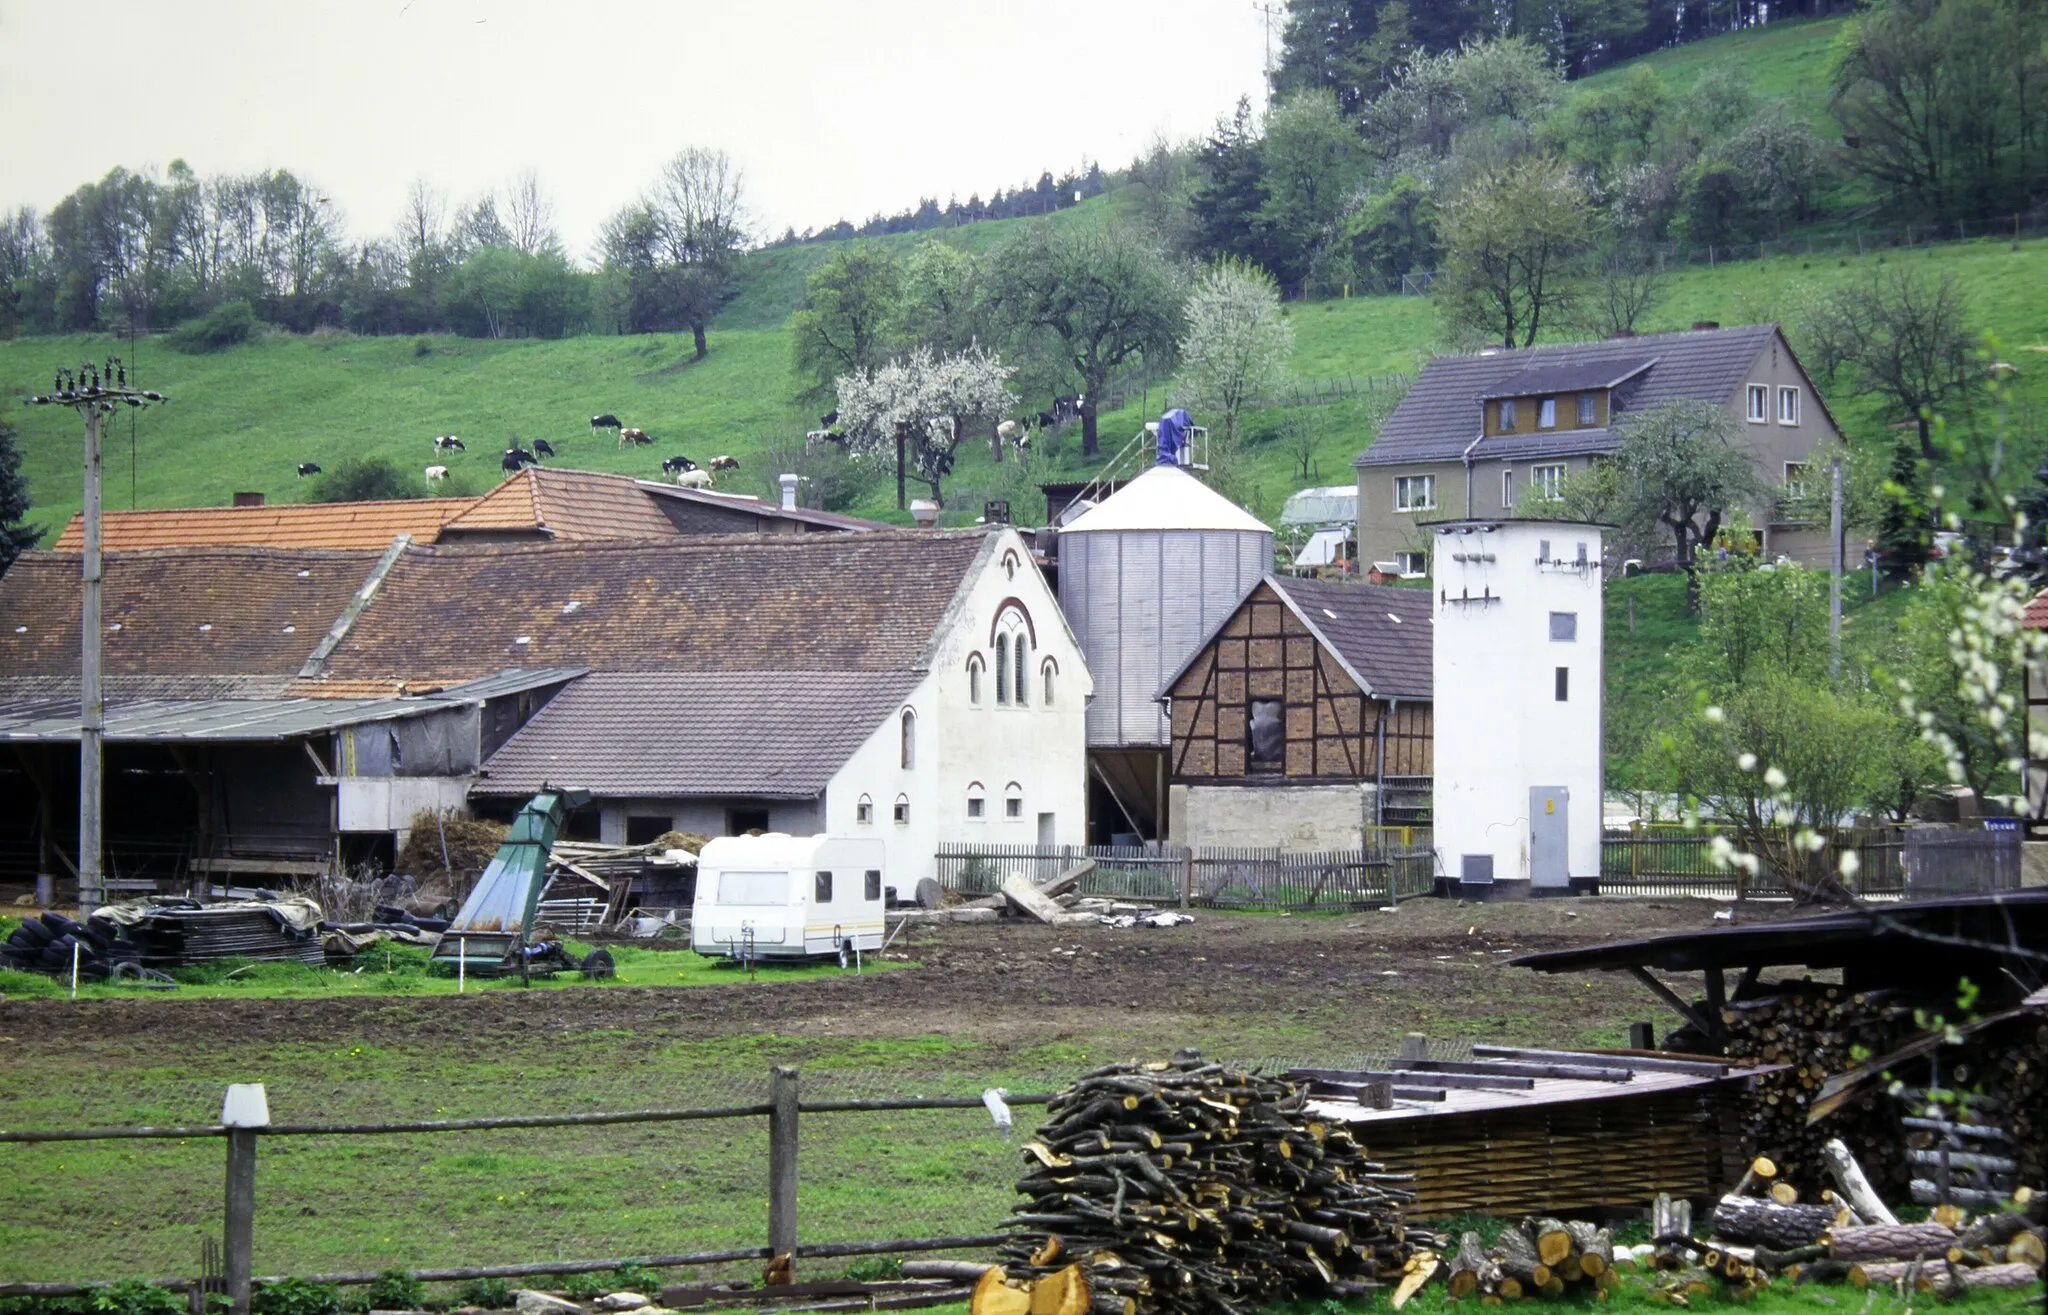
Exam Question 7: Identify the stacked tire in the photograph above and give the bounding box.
[0,912,142,978]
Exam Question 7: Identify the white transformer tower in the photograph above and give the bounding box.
[1429,519,1605,897]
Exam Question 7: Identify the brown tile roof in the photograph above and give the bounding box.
[300,531,990,688]
[1265,576,1433,699]
[472,670,920,798]
[436,468,679,541]
[0,548,379,677]
[50,499,475,552]
[2026,589,2048,630]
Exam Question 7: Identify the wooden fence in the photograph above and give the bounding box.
[934,834,1435,911]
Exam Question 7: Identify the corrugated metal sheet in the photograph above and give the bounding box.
[0,695,472,742]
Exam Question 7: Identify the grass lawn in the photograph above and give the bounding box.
[1568,16,1851,131]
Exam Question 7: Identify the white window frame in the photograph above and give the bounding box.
[1531,463,1567,502]
[1396,551,1427,578]
[1777,385,1801,425]
[1394,475,1436,513]
[1784,462,1811,502]
[1746,384,1769,423]
[1538,398,1557,429]
[1577,393,1597,426]
[1501,469,1515,509]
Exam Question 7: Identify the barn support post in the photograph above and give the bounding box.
[80,404,104,913]
[768,1066,800,1260]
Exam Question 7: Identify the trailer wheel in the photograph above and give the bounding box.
[837,940,852,969]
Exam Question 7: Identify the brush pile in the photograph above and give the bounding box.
[974,1054,1428,1315]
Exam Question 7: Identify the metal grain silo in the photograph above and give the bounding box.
[1058,463,1272,840]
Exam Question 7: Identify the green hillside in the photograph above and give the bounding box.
[1568,15,1849,130]
[5,234,2045,538]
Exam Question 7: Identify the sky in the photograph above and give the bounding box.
[0,0,1271,259]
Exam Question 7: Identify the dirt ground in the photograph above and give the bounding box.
[0,896,1729,1062]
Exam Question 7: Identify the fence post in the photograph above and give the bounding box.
[1181,848,1193,910]
[221,1084,269,1315]
[768,1066,800,1259]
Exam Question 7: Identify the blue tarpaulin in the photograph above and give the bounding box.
[1156,409,1192,467]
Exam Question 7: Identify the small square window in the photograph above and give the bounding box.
[1577,393,1597,426]
[1394,475,1435,512]
[893,797,909,824]
[864,870,882,901]
[1532,464,1566,501]
[967,796,984,819]
[1747,384,1769,423]
[1777,386,1801,425]
[1538,398,1557,429]
[1396,551,1427,578]
[1005,796,1022,819]
[814,870,833,903]
[856,797,873,825]
[1555,666,1570,701]
[1249,698,1285,770]
[1499,399,1517,432]
[1549,611,1577,642]
[1501,469,1515,508]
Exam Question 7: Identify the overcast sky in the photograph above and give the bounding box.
[0,0,1270,259]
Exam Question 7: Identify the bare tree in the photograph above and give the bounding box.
[502,169,561,257]
[396,179,447,260]
[1575,237,1665,338]
[649,147,750,359]
[1801,267,1978,459]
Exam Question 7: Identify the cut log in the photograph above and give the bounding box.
[1709,1196,1833,1248]
[1862,1261,2042,1293]
[1732,1156,1778,1197]
[1826,1223,1957,1261]
[902,1262,994,1283]
[971,1269,1031,1315]
[1028,1265,1092,1315]
[1390,1255,1438,1309]
[1826,1130,1900,1220]
[1001,875,1064,924]
[1767,1182,1800,1205]
[1567,1222,1613,1279]
[1792,1259,1866,1287]
[1494,1226,1548,1288]
[1957,1211,2035,1250]
[2008,1231,2045,1268]
[1448,1232,1495,1299]
[1527,1218,1575,1269]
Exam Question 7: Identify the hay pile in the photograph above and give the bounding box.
[397,809,509,896]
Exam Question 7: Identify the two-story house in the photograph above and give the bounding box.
[1353,323,1841,574]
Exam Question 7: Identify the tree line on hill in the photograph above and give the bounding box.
[762,164,1110,247]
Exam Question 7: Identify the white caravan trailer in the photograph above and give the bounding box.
[690,833,888,965]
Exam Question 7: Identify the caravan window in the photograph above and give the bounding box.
[718,871,790,905]
[814,871,833,902]
[864,870,882,901]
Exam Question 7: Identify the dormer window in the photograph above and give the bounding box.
[1498,399,1517,432]
[1538,398,1557,429]
[1577,394,1597,426]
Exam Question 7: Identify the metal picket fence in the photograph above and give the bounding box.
[933,834,1435,911]
[1598,826,1915,899]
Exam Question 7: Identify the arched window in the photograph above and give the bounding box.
[893,793,910,824]
[967,654,984,706]
[994,634,1010,704]
[899,708,916,769]
[1003,782,1024,820]
[1041,658,1058,707]
[856,794,873,825]
[1013,632,1029,707]
[1002,549,1021,580]
[966,782,986,820]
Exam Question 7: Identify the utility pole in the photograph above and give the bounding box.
[1829,455,1844,680]
[1254,1,1284,78]
[27,360,165,913]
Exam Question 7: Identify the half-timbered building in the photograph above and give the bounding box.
[1160,576,1432,849]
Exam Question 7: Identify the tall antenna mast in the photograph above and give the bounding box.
[1254,1,1285,78]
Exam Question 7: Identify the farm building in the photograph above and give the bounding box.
[1354,324,1841,575]
[1056,462,1273,843]
[1160,576,1432,849]
[1431,519,1605,897]
[0,528,1089,894]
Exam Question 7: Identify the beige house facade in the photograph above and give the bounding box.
[1354,324,1843,574]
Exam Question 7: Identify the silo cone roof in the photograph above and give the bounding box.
[1058,464,1270,534]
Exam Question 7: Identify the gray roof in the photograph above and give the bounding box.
[0,694,477,743]
[1478,358,1655,399]
[1161,576,1433,701]
[1357,324,1781,468]
[474,670,922,799]
[1266,577,1433,699]
[635,482,893,532]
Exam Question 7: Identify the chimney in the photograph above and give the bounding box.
[1692,320,1720,331]
[909,499,941,531]
[778,473,800,511]
[233,491,265,507]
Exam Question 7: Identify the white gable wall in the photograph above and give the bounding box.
[821,528,1093,891]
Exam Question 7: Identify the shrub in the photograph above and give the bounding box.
[556,1275,609,1301]
[840,1258,900,1282]
[610,1265,659,1295]
[83,1283,181,1315]
[457,1280,510,1310]
[309,458,424,504]
[168,300,261,354]
[413,337,433,358]
[365,1271,424,1311]
[251,1279,342,1315]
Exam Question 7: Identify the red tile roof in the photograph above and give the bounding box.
[436,468,678,541]
[50,499,475,552]
[2025,589,2048,630]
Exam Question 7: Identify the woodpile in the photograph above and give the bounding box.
[971,1054,1428,1315]
[1445,1219,1617,1303]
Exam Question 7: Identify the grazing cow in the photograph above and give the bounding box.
[618,426,653,448]
[533,439,556,459]
[502,447,538,472]
[1052,394,1084,425]
[424,465,450,483]
[1034,410,1057,429]
[805,428,846,445]
[433,435,465,452]
[661,455,698,475]
[707,455,740,472]
[296,462,321,477]
[998,419,1028,452]
[590,414,622,435]
[675,468,714,488]
[818,410,839,426]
